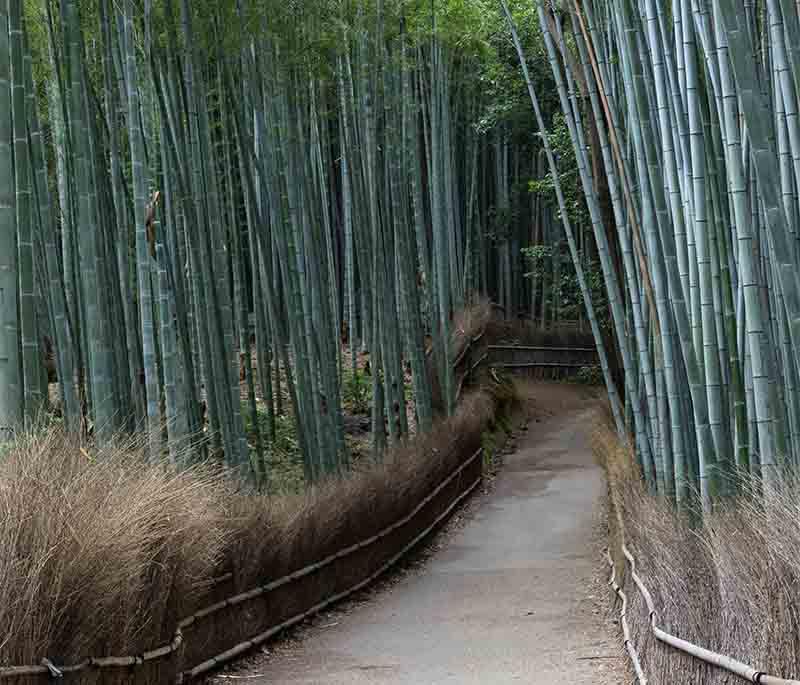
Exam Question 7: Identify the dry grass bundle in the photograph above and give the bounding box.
[595,424,800,682]
[0,379,509,672]
[704,481,800,678]
[450,296,493,359]
[428,297,494,413]
[0,430,229,666]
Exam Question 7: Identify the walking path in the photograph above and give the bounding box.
[214,384,624,684]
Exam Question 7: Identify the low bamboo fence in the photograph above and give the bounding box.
[1,316,585,684]
[0,446,483,684]
[1,328,496,684]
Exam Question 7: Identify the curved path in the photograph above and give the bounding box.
[214,384,624,684]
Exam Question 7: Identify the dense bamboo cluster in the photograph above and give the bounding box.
[504,0,800,509]
[0,0,581,486]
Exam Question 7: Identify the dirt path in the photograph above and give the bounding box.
[213,384,625,684]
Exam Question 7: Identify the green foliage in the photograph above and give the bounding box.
[480,429,500,468]
[480,377,518,469]
[522,244,610,330]
[527,113,588,227]
[243,402,305,494]
[480,407,512,468]
[574,365,603,386]
[342,367,372,415]
[522,243,554,278]
[473,0,557,134]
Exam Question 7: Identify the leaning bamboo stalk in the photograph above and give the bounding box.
[543,5,660,491]
[499,0,627,442]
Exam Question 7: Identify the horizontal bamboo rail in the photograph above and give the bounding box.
[619,543,800,685]
[608,480,800,685]
[488,344,597,353]
[486,343,598,379]
[493,361,590,369]
[604,549,647,684]
[1,312,599,683]
[0,445,484,684]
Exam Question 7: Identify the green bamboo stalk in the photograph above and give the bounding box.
[0,0,20,438]
[67,0,111,438]
[123,0,159,453]
[9,0,39,423]
[24,27,80,432]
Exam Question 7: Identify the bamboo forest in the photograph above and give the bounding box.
[4,0,800,681]
[0,0,602,482]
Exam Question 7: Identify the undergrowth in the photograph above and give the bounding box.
[572,364,602,386]
[242,403,305,495]
[480,372,522,470]
[341,366,372,415]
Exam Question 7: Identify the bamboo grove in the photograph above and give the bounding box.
[500,0,800,510]
[0,0,592,486]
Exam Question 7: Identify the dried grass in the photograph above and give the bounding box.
[0,431,229,666]
[450,296,493,360]
[595,424,800,682]
[429,297,494,414]
[0,380,509,670]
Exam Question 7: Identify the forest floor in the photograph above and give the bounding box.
[210,382,627,684]
[239,345,415,495]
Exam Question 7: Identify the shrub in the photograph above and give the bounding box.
[342,367,372,415]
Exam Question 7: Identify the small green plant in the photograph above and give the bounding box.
[481,401,515,471]
[481,430,500,469]
[342,368,372,415]
[261,415,306,494]
[574,364,603,386]
[242,402,306,495]
[404,375,414,403]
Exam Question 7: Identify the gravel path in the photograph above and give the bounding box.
[213,383,626,684]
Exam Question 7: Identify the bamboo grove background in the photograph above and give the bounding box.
[500,0,800,511]
[0,0,607,487]
[11,0,798,515]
